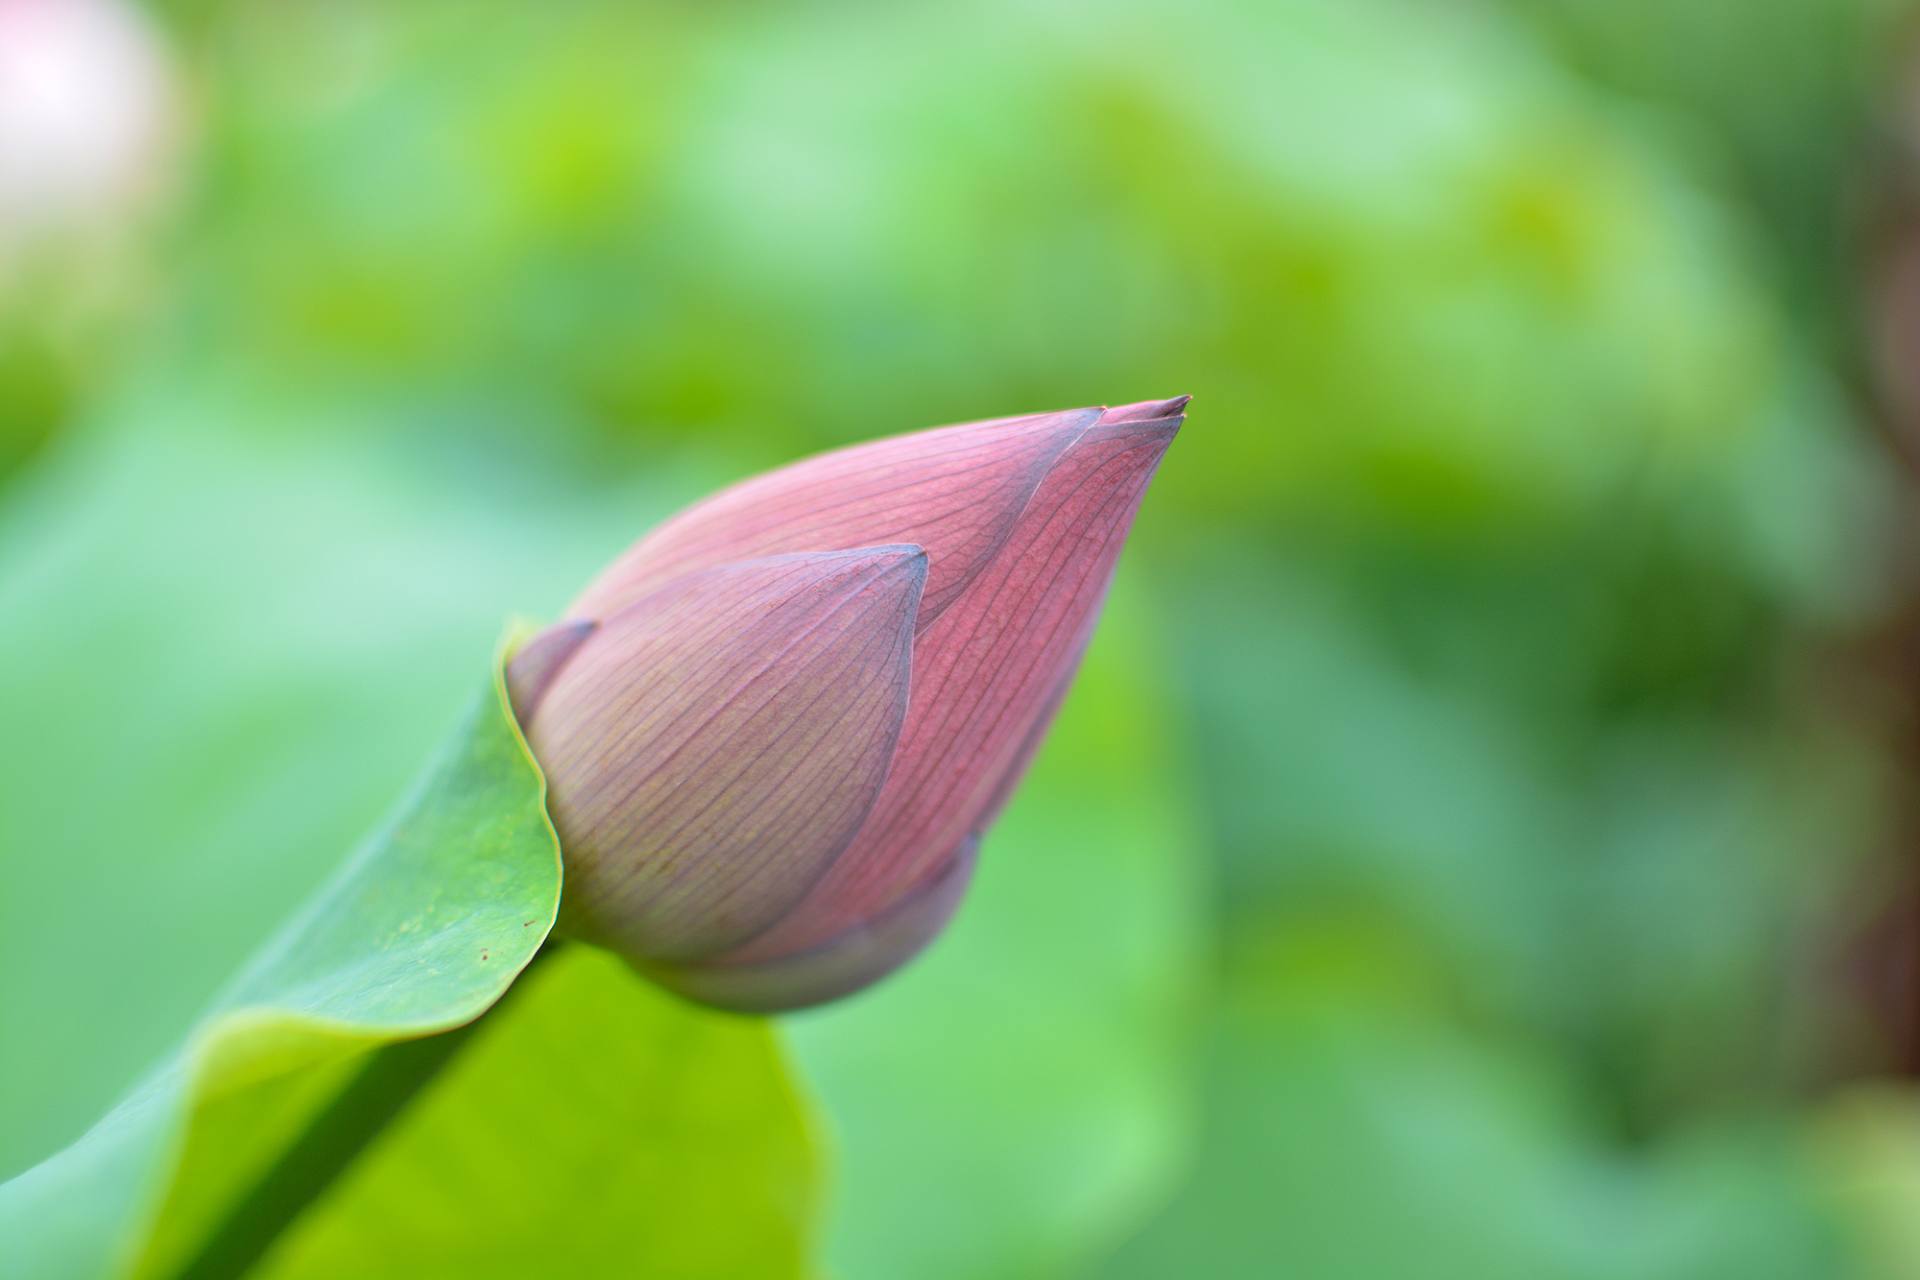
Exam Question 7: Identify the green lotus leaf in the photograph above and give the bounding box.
[1,653,820,1279]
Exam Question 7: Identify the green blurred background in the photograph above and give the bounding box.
[12,0,1920,1275]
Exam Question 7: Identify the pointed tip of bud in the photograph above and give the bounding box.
[1091,397,1187,461]
[1098,394,1190,426]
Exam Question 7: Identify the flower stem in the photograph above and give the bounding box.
[171,941,560,1280]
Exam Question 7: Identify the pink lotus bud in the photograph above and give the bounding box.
[512,397,1183,1011]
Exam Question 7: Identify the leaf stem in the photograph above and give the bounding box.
[171,941,560,1280]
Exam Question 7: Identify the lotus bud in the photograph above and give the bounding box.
[511,397,1184,1011]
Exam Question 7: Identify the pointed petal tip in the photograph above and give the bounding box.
[762,542,929,581]
[1098,394,1190,426]
[794,543,928,629]
[1092,396,1187,455]
[837,541,930,586]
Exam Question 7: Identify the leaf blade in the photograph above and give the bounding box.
[2,657,563,1279]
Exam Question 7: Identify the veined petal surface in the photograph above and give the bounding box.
[526,546,925,963]
[568,408,1103,628]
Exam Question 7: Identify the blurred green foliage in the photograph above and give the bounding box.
[6,0,1920,1274]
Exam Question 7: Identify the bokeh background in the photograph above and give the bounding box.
[11,0,1920,1275]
